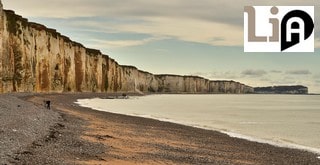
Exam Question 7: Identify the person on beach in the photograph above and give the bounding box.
[122,93,129,99]
[44,100,51,110]
[46,100,51,109]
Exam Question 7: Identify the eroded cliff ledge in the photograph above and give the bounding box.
[0,4,253,94]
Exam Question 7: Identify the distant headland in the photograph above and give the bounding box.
[254,85,308,94]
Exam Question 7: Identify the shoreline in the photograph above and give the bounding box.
[77,97,320,155]
[76,94,320,155]
[2,93,320,164]
[220,131,320,155]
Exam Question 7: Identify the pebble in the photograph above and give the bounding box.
[0,94,59,164]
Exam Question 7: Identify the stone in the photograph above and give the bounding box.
[0,2,253,94]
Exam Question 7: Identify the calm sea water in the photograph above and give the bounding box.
[76,94,320,154]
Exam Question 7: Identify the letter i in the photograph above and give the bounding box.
[269,6,279,42]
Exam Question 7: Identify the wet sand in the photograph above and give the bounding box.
[2,93,320,164]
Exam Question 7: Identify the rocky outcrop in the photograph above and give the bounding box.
[0,3,253,94]
[254,85,308,94]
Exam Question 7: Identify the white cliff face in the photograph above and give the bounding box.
[0,0,2,14]
[0,0,3,91]
[0,7,254,94]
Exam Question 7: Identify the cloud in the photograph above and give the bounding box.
[210,71,239,80]
[3,0,319,48]
[191,71,240,80]
[270,80,297,85]
[285,70,311,75]
[314,73,320,79]
[270,70,282,73]
[241,69,267,77]
[87,36,168,48]
[2,0,241,23]
[113,16,243,46]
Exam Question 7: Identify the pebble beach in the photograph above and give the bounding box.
[1,93,320,165]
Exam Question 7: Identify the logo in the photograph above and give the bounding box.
[244,6,314,52]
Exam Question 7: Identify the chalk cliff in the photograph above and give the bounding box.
[0,3,253,94]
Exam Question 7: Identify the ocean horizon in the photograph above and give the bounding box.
[76,94,320,155]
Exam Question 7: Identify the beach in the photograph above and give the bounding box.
[1,93,320,165]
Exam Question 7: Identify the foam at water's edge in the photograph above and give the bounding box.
[177,123,320,155]
[220,131,320,155]
[75,99,320,156]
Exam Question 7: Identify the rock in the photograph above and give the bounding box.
[0,2,253,94]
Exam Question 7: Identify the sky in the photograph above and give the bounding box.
[2,0,320,93]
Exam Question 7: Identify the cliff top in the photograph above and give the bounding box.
[156,74,208,79]
[154,74,248,85]
[0,0,3,15]
[254,85,308,90]
[3,8,161,78]
[3,9,102,55]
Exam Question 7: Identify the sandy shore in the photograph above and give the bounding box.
[1,93,320,165]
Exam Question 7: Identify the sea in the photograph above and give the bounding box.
[76,94,320,155]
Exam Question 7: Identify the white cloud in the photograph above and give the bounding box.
[193,71,240,80]
[87,36,168,48]
[112,16,243,46]
[3,0,319,47]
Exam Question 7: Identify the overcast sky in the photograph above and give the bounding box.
[2,0,320,93]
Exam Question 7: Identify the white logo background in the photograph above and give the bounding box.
[244,6,314,52]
